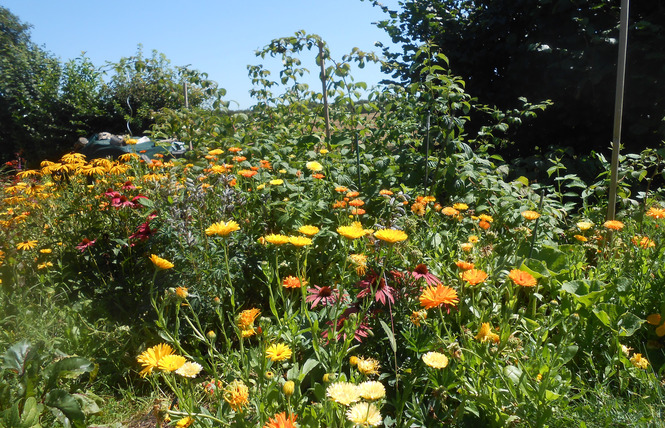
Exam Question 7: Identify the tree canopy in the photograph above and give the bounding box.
[368,0,665,156]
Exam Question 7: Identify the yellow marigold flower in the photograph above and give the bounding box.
[288,236,312,247]
[603,220,624,230]
[475,322,500,343]
[266,343,292,361]
[646,206,665,219]
[224,380,249,411]
[175,287,189,299]
[656,324,665,337]
[632,236,655,249]
[270,179,284,185]
[157,354,186,372]
[118,153,139,162]
[468,235,479,243]
[264,234,290,245]
[176,361,203,378]
[574,235,588,242]
[17,240,38,250]
[337,222,371,240]
[137,343,175,377]
[319,148,329,154]
[441,207,459,217]
[346,402,382,427]
[206,220,240,236]
[410,310,427,326]
[453,202,469,211]
[478,214,494,222]
[282,276,303,289]
[423,196,436,203]
[37,262,54,270]
[176,416,194,428]
[461,269,488,285]
[630,353,649,369]
[349,356,359,366]
[306,161,323,172]
[208,149,224,155]
[150,254,174,270]
[422,351,449,369]
[508,269,537,287]
[298,225,319,236]
[374,229,408,243]
[326,382,360,406]
[521,210,541,220]
[358,381,386,400]
[349,253,368,276]
[282,380,295,396]
[356,357,380,375]
[419,284,459,310]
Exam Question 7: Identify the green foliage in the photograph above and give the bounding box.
[366,0,665,157]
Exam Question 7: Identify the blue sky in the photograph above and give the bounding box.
[3,0,402,109]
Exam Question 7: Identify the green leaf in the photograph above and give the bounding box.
[503,365,524,386]
[560,345,578,365]
[297,358,318,382]
[617,313,644,337]
[44,357,95,391]
[44,389,86,428]
[1,341,32,374]
[379,320,397,353]
[545,390,561,402]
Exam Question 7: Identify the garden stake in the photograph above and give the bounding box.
[355,131,362,192]
[424,110,431,190]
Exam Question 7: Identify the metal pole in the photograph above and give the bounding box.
[425,111,431,190]
[607,0,630,221]
[318,41,331,147]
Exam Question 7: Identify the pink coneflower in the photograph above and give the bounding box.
[408,264,441,286]
[129,218,155,242]
[306,285,340,308]
[356,271,399,306]
[122,181,136,190]
[324,306,371,343]
[76,238,96,252]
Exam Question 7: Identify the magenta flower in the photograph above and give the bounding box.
[356,271,401,306]
[408,264,441,286]
[76,238,96,252]
[306,285,340,308]
[323,306,371,343]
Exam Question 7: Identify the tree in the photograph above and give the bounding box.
[366,0,665,156]
[0,6,62,163]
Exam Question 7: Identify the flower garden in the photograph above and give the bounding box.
[3,124,665,428]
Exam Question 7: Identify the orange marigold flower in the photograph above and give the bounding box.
[349,199,365,207]
[632,235,655,249]
[263,412,298,428]
[455,261,475,271]
[332,200,348,209]
[521,210,541,221]
[419,284,459,310]
[411,202,426,216]
[574,235,588,242]
[646,206,665,219]
[441,207,459,217]
[312,173,325,179]
[335,186,349,193]
[423,196,436,203]
[239,169,257,178]
[346,191,360,198]
[228,147,243,153]
[603,220,624,230]
[224,380,249,411]
[508,269,537,287]
[282,276,303,289]
[646,313,662,326]
[351,208,366,215]
[461,269,488,285]
[232,156,247,162]
[379,189,393,196]
[478,220,491,230]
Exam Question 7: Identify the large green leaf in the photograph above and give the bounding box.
[44,357,95,391]
[44,389,85,428]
